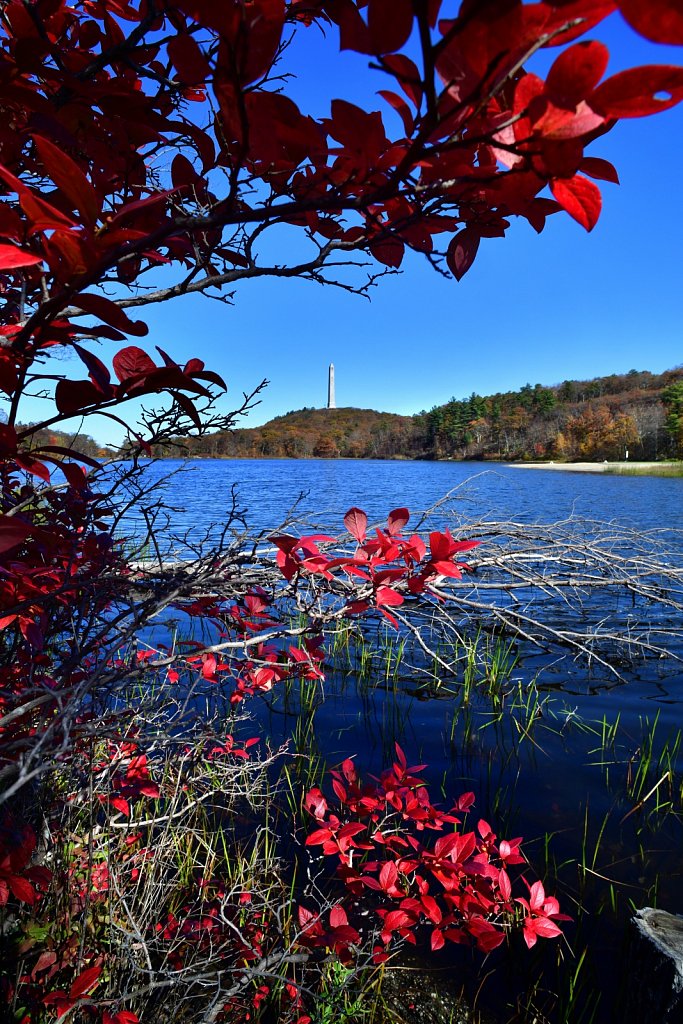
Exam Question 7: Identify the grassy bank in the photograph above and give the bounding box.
[604,461,683,477]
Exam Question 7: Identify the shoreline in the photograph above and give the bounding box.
[507,461,682,474]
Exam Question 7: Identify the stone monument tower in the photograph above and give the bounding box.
[327,363,336,409]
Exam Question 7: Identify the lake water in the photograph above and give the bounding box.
[129,457,683,537]
[126,459,683,1022]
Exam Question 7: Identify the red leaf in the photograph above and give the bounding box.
[546,40,609,108]
[446,227,480,281]
[305,827,333,847]
[542,0,617,47]
[329,905,348,928]
[550,175,601,231]
[171,154,201,191]
[387,507,409,535]
[14,455,50,482]
[379,860,399,892]
[382,54,423,107]
[8,875,37,904]
[422,894,442,924]
[579,156,620,184]
[32,951,58,977]
[168,33,210,83]
[367,0,413,54]
[202,653,217,679]
[0,244,42,269]
[110,797,130,817]
[69,964,102,1000]
[378,90,414,136]
[591,65,683,118]
[21,191,77,232]
[376,586,404,608]
[344,507,368,543]
[55,379,106,415]
[369,237,404,268]
[60,462,88,490]
[33,136,100,226]
[617,0,683,44]
[171,390,201,427]
[73,344,112,394]
[382,909,413,932]
[112,346,157,383]
[430,928,445,951]
[0,515,33,554]
[76,294,148,337]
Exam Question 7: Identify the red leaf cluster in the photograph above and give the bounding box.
[302,746,569,959]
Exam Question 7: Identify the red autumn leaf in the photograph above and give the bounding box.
[382,908,414,932]
[110,797,130,817]
[617,0,683,45]
[0,515,33,554]
[367,0,413,54]
[21,192,77,231]
[422,894,442,924]
[55,379,107,415]
[387,507,409,535]
[168,32,210,83]
[73,344,112,394]
[546,40,609,109]
[305,827,334,847]
[369,237,405,268]
[32,951,58,977]
[431,560,463,578]
[344,507,368,543]
[202,653,217,678]
[14,455,50,482]
[446,227,480,281]
[239,0,286,85]
[379,860,399,892]
[33,135,100,227]
[376,586,404,608]
[59,462,88,490]
[69,964,102,999]
[76,294,148,337]
[591,66,683,118]
[7,874,37,904]
[112,346,157,383]
[171,154,201,191]
[382,54,423,107]
[0,244,43,269]
[550,175,601,231]
[378,90,414,136]
[542,0,617,47]
[579,156,620,184]
[329,905,349,928]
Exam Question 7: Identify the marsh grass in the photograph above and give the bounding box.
[603,462,683,477]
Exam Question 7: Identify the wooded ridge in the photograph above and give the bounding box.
[151,366,683,462]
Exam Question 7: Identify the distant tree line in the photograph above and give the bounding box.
[152,367,683,462]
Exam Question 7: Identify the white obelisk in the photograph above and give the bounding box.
[327,363,336,409]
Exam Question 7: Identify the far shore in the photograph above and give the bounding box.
[508,461,682,475]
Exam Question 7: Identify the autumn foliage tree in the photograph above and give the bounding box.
[1,1,682,1021]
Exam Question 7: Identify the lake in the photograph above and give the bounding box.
[125,459,683,1022]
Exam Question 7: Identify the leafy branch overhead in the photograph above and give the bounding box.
[0,1,682,448]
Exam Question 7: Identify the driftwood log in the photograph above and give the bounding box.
[623,908,683,1024]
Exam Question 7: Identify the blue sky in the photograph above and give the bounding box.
[23,12,683,444]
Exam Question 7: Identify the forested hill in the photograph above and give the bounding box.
[162,407,425,460]
[158,366,683,462]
